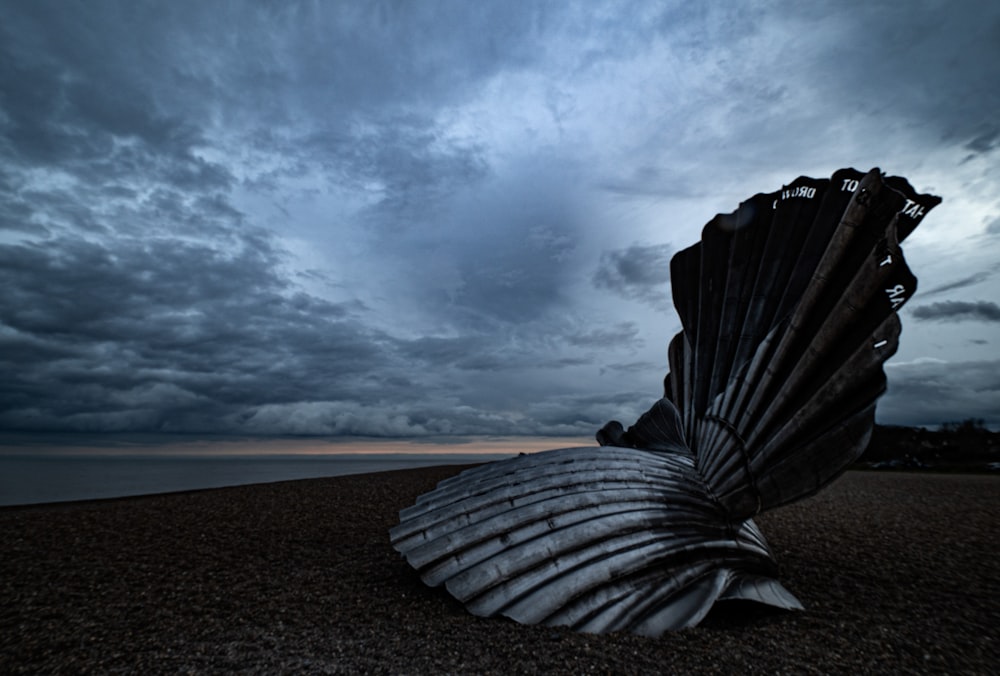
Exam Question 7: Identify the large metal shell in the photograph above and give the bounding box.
[390,446,802,635]
[661,168,940,518]
[391,168,940,635]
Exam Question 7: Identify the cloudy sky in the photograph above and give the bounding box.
[1,0,998,448]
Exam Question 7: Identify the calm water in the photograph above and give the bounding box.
[0,453,513,506]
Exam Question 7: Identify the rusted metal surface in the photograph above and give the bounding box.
[391,168,941,635]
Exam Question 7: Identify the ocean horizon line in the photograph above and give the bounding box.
[0,432,596,456]
[0,450,545,507]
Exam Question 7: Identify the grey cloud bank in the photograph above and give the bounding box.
[912,301,1000,322]
[2,0,999,442]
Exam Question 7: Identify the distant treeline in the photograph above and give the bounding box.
[858,419,1000,471]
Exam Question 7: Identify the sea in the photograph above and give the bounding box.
[0,452,514,507]
[0,434,595,507]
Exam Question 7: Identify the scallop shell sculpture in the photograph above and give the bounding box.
[390,168,941,636]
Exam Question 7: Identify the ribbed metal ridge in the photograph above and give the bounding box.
[390,446,798,635]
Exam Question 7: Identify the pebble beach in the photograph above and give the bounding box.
[2,466,997,674]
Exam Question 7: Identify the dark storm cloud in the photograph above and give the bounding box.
[399,331,600,374]
[752,1,1000,158]
[593,244,673,309]
[520,389,664,438]
[964,125,1000,155]
[400,336,489,367]
[0,232,396,433]
[0,0,996,440]
[911,301,1000,322]
[0,224,608,436]
[599,361,660,377]
[0,0,604,438]
[381,165,586,330]
[450,247,571,325]
[259,118,490,223]
[881,360,1000,427]
[921,271,995,297]
[566,323,643,350]
[591,0,1000,200]
[0,22,228,194]
[0,1,519,228]
[597,166,696,199]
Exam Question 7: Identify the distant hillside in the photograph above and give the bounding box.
[857,420,1000,472]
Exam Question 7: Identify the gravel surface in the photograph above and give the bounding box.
[1,466,997,674]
